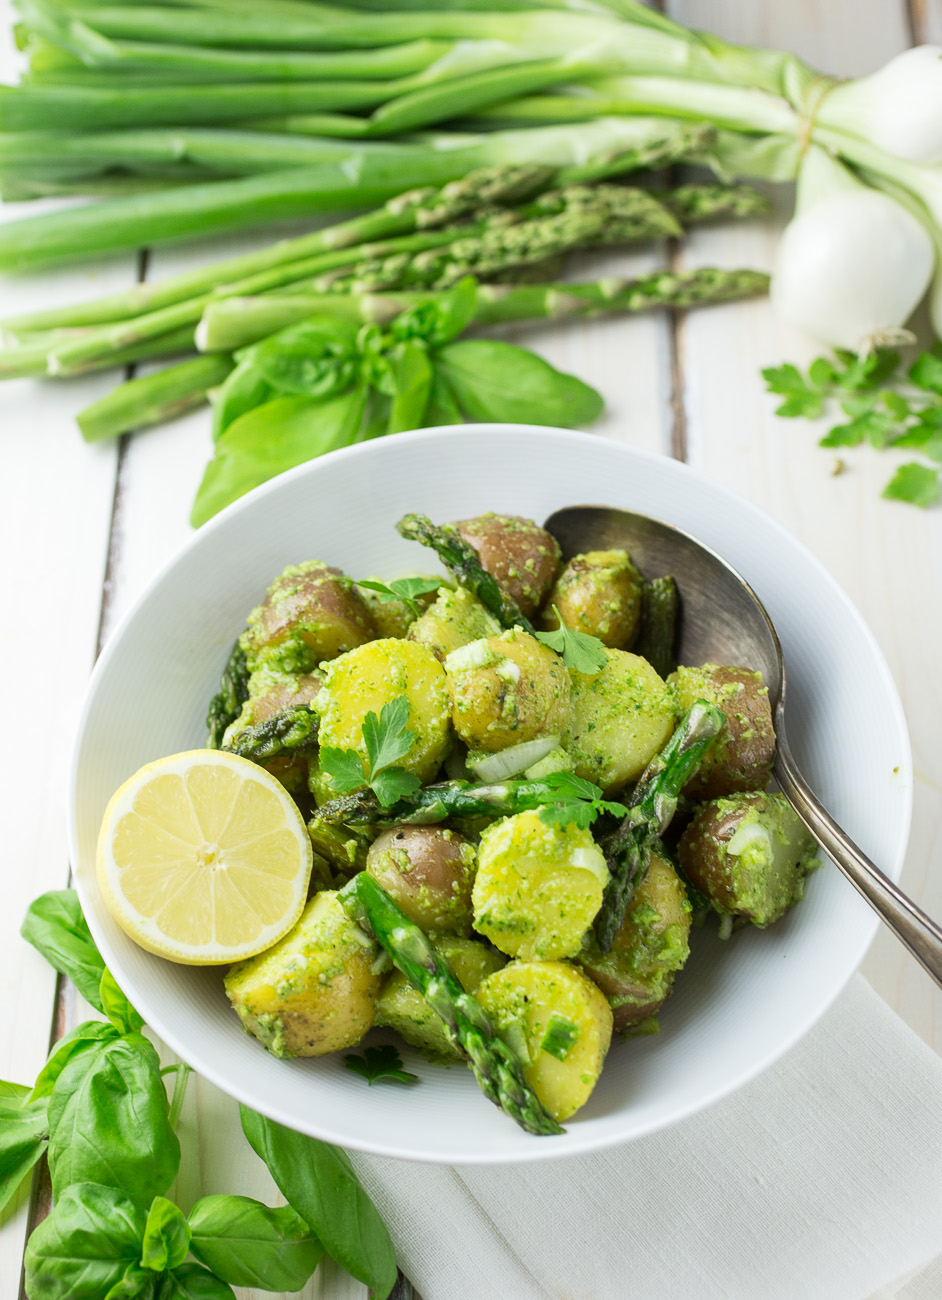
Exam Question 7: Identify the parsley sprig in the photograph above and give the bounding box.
[344,1044,419,1087]
[535,606,608,674]
[357,576,443,617]
[762,346,942,507]
[537,772,627,831]
[319,695,421,807]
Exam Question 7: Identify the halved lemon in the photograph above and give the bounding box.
[96,750,313,965]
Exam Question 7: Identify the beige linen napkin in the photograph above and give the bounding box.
[352,976,942,1300]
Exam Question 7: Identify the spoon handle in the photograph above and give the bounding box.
[774,733,942,989]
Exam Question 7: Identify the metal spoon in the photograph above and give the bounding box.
[544,504,942,989]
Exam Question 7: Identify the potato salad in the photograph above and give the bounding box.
[208,510,819,1135]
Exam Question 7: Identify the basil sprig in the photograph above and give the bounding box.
[191,276,603,526]
[7,890,400,1300]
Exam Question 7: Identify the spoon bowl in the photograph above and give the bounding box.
[545,503,942,989]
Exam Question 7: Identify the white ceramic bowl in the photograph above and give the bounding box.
[69,426,911,1164]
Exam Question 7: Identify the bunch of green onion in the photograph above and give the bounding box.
[0,0,939,352]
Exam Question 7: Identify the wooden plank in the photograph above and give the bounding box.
[668,0,942,1047]
[910,0,942,41]
[0,0,142,1282]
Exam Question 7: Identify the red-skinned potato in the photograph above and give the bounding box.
[454,513,560,617]
[539,549,643,649]
[578,853,691,1031]
[668,663,775,799]
[244,560,376,672]
[366,825,477,936]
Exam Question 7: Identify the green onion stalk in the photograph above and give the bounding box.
[3,0,941,354]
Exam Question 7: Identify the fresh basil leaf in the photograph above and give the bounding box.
[0,1079,30,1104]
[211,360,274,444]
[318,746,367,794]
[392,276,478,348]
[100,969,144,1036]
[157,1263,236,1300]
[21,889,107,1013]
[244,316,360,398]
[141,1197,191,1273]
[191,385,367,528]
[386,339,433,435]
[188,1195,323,1290]
[370,766,421,808]
[0,1095,49,1216]
[30,1021,121,1101]
[436,339,603,427]
[104,1262,161,1300]
[882,462,941,508]
[240,1106,397,1300]
[424,365,466,426]
[362,696,414,774]
[47,1035,180,1205]
[24,1182,147,1300]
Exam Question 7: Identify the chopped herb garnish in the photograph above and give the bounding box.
[358,576,444,617]
[344,1044,419,1087]
[320,694,422,807]
[762,345,942,506]
[535,605,608,674]
[537,771,627,831]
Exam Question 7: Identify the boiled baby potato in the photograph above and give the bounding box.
[472,809,608,960]
[315,638,450,790]
[539,549,643,649]
[243,560,376,673]
[366,824,476,936]
[375,936,505,1061]
[578,851,691,1031]
[677,791,819,928]
[223,663,322,794]
[564,649,676,794]
[444,627,569,753]
[454,513,560,617]
[225,889,380,1058]
[668,663,775,799]
[476,960,613,1121]
[408,584,500,661]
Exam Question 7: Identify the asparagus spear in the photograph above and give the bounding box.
[196,267,770,353]
[339,872,563,1136]
[317,777,560,827]
[206,639,250,749]
[396,513,537,635]
[77,354,232,442]
[222,705,319,763]
[43,187,680,373]
[635,575,679,678]
[594,700,725,952]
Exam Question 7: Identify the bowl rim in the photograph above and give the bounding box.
[67,423,913,1163]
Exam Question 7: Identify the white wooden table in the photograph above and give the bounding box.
[2,2,941,1296]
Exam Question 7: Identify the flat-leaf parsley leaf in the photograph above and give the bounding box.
[535,606,608,674]
[357,577,443,618]
[344,1045,419,1087]
[537,772,627,831]
[320,695,422,807]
